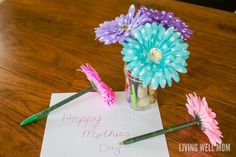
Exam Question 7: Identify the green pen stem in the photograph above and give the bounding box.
[20,85,94,126]
[131,84,137,108]
[122,118,201,145]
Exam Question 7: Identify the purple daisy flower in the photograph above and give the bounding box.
[95,4,149,45]
[140,7,192,40]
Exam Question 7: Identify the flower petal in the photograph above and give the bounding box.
[168,66,180,82]
[164,68,172,87]
[127,4,135,19]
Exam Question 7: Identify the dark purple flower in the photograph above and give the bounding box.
[140,7,192,40]
[95,4,149,45]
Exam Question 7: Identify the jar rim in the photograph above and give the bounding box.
[124,68,142,83]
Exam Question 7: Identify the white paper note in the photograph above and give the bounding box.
[40,92,169,157]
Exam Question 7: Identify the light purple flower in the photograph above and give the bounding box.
[140,7,192,40]
[95,4,149,45]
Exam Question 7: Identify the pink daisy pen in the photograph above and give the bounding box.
[20,63,115,126]
[120,93,223,146]
[78,63,116,105]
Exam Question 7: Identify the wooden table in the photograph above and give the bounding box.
[0,0,235,156]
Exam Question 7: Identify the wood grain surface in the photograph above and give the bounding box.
[0,0,235,156]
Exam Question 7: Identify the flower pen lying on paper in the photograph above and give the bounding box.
[20,63,115,126]
[119,93,222,146]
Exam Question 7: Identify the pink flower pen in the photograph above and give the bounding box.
[120,93,222,146]
[20,63,115,126]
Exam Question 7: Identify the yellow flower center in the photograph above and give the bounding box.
[120,25,129,30]
[149,48,162,62]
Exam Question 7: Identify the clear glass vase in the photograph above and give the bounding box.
[124,68,157,111]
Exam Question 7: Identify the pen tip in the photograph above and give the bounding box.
[119,142,124,145]
[20,120,26,126]
[20,114,40,127]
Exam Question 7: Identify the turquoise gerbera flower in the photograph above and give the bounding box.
[121,22,190,89]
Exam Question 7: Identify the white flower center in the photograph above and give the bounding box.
[149,48,162,62]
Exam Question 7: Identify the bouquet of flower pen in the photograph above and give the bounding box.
[20,4,222,147]
[95,4,192,110]
[95,4,223,146]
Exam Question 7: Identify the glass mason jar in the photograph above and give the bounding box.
[124,68,157,111]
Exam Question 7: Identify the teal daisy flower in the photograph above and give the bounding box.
[121,22,190,89]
